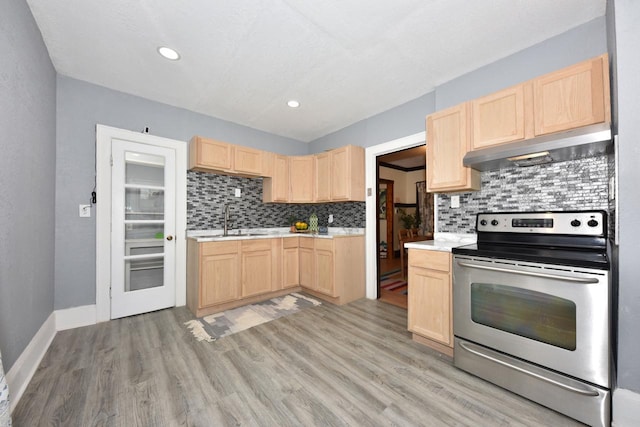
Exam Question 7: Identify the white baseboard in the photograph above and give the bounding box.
[613,388,640,426]
[6,305,98,413]
[6,312,56,413]
[55,304,97,331]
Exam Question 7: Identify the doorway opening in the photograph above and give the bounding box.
[375,145,433,309]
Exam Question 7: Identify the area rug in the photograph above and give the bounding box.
[380,273,408,295]
[380,268,401,280]
[184,293,321,342]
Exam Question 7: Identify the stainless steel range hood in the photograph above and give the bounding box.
[463,122,612,171]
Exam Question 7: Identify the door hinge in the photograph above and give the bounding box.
[109,286,112,298]
[110,155,113,167]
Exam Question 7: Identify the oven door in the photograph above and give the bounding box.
[453,255,610,388]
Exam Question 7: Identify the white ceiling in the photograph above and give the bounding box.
[26,0,605,142]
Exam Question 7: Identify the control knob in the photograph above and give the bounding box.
[491,219,499,226]
[570,219,581,227]
[480,219,488,226]
[587,219,599,227]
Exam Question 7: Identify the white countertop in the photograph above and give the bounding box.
[187,227,365,242]
[404,232,477,252]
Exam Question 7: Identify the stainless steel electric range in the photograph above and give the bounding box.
[452,210,611,427]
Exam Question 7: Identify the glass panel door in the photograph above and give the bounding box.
[111,140,176,319]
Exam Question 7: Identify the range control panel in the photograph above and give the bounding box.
[476,211,606,236]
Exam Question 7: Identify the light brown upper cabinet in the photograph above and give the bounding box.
[426,103,481,193]
[471,84,534,150]
[189,136,263,176]
[233,146,263,176]
[189,136,233,172]
[263,153,289,203]
[289,156,315,203]
[470,54,610,151]
[330,145,365,201]
[533,54,610,136]
[315,145,365,202]
[314,152,331,202]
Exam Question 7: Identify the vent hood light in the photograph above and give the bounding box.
[463,123,612,171]
[287,100,300,108]
[507,151,552,167]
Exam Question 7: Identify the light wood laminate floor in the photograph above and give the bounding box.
[12,298,582,426]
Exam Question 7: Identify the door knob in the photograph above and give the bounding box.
[166,235,173,241]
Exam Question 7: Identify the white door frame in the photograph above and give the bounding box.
[96,124,187,322]
[364,131,429,300]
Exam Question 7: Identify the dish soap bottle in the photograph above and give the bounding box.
[309,212,319,234]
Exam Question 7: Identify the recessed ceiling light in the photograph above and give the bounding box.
[157,46,180,61]
[287,100,300,108]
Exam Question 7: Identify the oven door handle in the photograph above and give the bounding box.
[458,341,600,397]
[456,261,600,284]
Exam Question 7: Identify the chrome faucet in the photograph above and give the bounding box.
[223,205,231,236]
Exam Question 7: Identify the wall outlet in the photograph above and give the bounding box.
[451,195,460,208]
[328,214,334,223]
[79,204,91,217]
[235,188,241,197]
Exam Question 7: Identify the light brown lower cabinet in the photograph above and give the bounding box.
[187,235,365,317]
[301,236,365,305]
[407,249,454,357]
[282,237,299,289]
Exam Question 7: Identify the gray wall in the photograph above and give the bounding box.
[55,76,309,310]
[610,0,640,394]
[0,1,56,370]
[435,17,607,110]
[310,92,436,152]
[309,17,607,154]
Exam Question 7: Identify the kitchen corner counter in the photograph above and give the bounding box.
[187,227,365,242]
[404,232,477,252]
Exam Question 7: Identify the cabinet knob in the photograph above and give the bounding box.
[166,235,173,241]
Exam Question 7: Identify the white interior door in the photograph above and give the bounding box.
[110,139,176,319]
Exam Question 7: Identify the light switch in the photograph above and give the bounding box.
[235,188,241,197]
[79,204,91,217]
[451,195,460,208]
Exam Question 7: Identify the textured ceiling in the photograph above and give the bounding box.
[26,0,605,142]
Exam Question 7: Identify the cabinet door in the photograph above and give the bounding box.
[263,155,289,202]
[315,248,335,296]
[407,266,452,346]
[314,152,331,202]
[283,246,299,288]
[534,54,609,135]
[299,246,314,289]
[190,137,232,171]
[289,156,315,203]
[426,104,480,193]
[241,240,272,297]
[200,253,239,307]
[330,146,365,201]
[234,146,263,176]
[471,85,528,149]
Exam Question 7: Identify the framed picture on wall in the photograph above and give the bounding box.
[379,188,387,219]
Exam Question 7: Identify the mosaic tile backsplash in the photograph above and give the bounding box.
[187,171,365,230]
[436,155,610,234]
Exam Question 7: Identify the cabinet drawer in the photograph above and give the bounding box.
[299,238,314,249]
[201,241,239,256]
[315,238,333,251]
[241,239,272,252]
[283,237,299,249]
[408,249,450,272]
